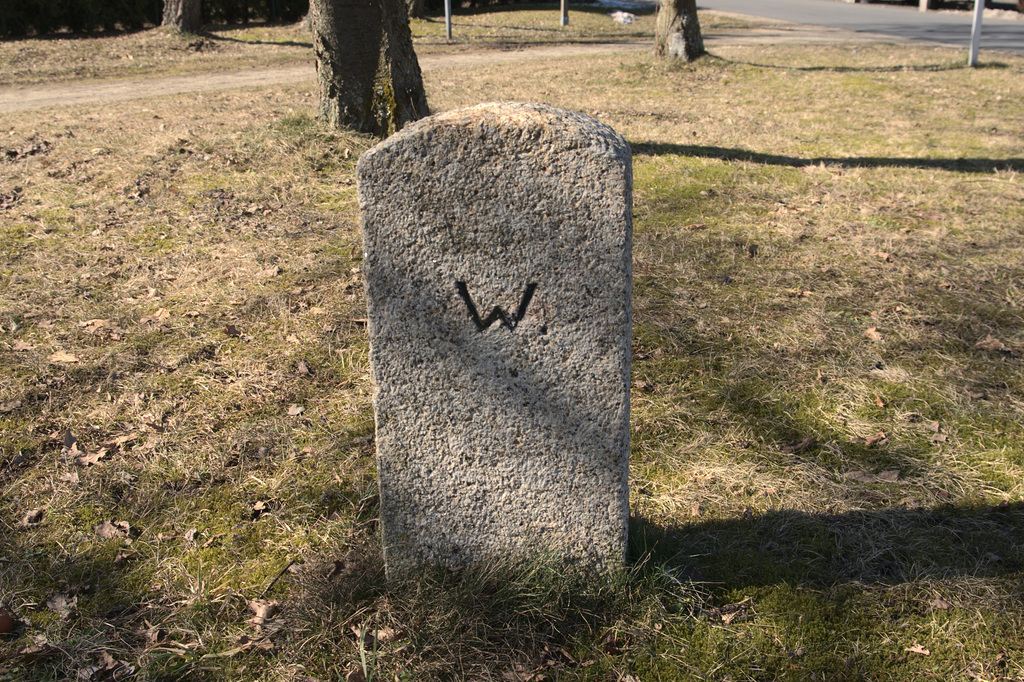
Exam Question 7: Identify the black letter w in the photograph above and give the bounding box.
[456,281,537,331]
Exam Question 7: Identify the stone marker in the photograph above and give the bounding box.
[357,102,632,575]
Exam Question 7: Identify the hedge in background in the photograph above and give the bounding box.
[0,0,308,38]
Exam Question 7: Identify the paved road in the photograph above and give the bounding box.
[700,0,1024,53]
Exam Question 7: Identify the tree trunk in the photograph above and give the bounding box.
[407,0,425,20]
[654,0,704,63]
[162,0,202,33]
[310,0,429,137]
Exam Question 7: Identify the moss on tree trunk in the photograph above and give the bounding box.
[654,0,704,63]
[310,0,429,138]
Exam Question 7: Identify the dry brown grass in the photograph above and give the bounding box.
[1,14,1023,682]
[0,24,313,87]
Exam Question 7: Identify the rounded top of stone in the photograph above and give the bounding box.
[358,102,629,167]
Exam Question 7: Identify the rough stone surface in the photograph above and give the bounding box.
[358,102,632,575]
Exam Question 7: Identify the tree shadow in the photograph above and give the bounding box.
[202,28,312,48]
[631,501,1024,592]
[423,3,657,18]
[713,57,982,74]
[631,141,1024,173]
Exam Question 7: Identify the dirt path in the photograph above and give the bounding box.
[0,23,895,113]
[0,42,646,113]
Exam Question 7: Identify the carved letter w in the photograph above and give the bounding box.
[456,281,537,331]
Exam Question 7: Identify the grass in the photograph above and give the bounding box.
[2,7,1024,682]
[0,6,767,87]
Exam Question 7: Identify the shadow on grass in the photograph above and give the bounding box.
[633,502,1024,592]
[711,56,1008,74]
[202,31,312,48]
[422,3,657,19]
[631,141,1024,173]
[284,500,1022,678]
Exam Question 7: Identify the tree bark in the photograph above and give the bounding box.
[310,0,429,137]
[162,0,202,33]
[407,0,425,20]
[654,0,704,63]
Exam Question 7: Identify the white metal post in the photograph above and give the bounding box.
[969,0,984,66]
[560,0,568,26]
[445,0,452,39]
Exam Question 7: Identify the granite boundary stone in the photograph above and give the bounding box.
[358,102,632,575]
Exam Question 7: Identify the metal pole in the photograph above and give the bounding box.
[560,0,568,26]
[969,0,984,66]
[445,0,452,39]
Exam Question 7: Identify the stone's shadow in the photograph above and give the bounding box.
[630,142,1024,173]
[629,502,1024,590]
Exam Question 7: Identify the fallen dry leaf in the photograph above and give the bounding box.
[780,436,817,454]
[251,500,271,520]
[975,335,1008,352]
[78,651,135,681]
[874,394,886,408]
[598,629,624,656]
[47,350,79,363]
[247,599,280,630]
[224,324,241,337]
[144,624,167,645]
[258,265,282,279]
[95,520,131,540]
[350,625,400,649]
[12,340,35,352]
[932,597,951,611]
[846,471,875,483]
[46,593,77,619]
[931,433,948,444]
[0,400,21,413]
[20,508,44,526]
[78,318,112,333]
[705,599,751,624]
[113,551,135,567]
[0,606,14,635]
[877,470,900,482]
[865,430,887,446]
[876,251,892,262]
[17,635,56,662]
[863,327,883,342]
[287,404,305,416]
[139,308,170,325]
[103,432,141,449]
[905,644,930,656]
[75,448,109,466]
